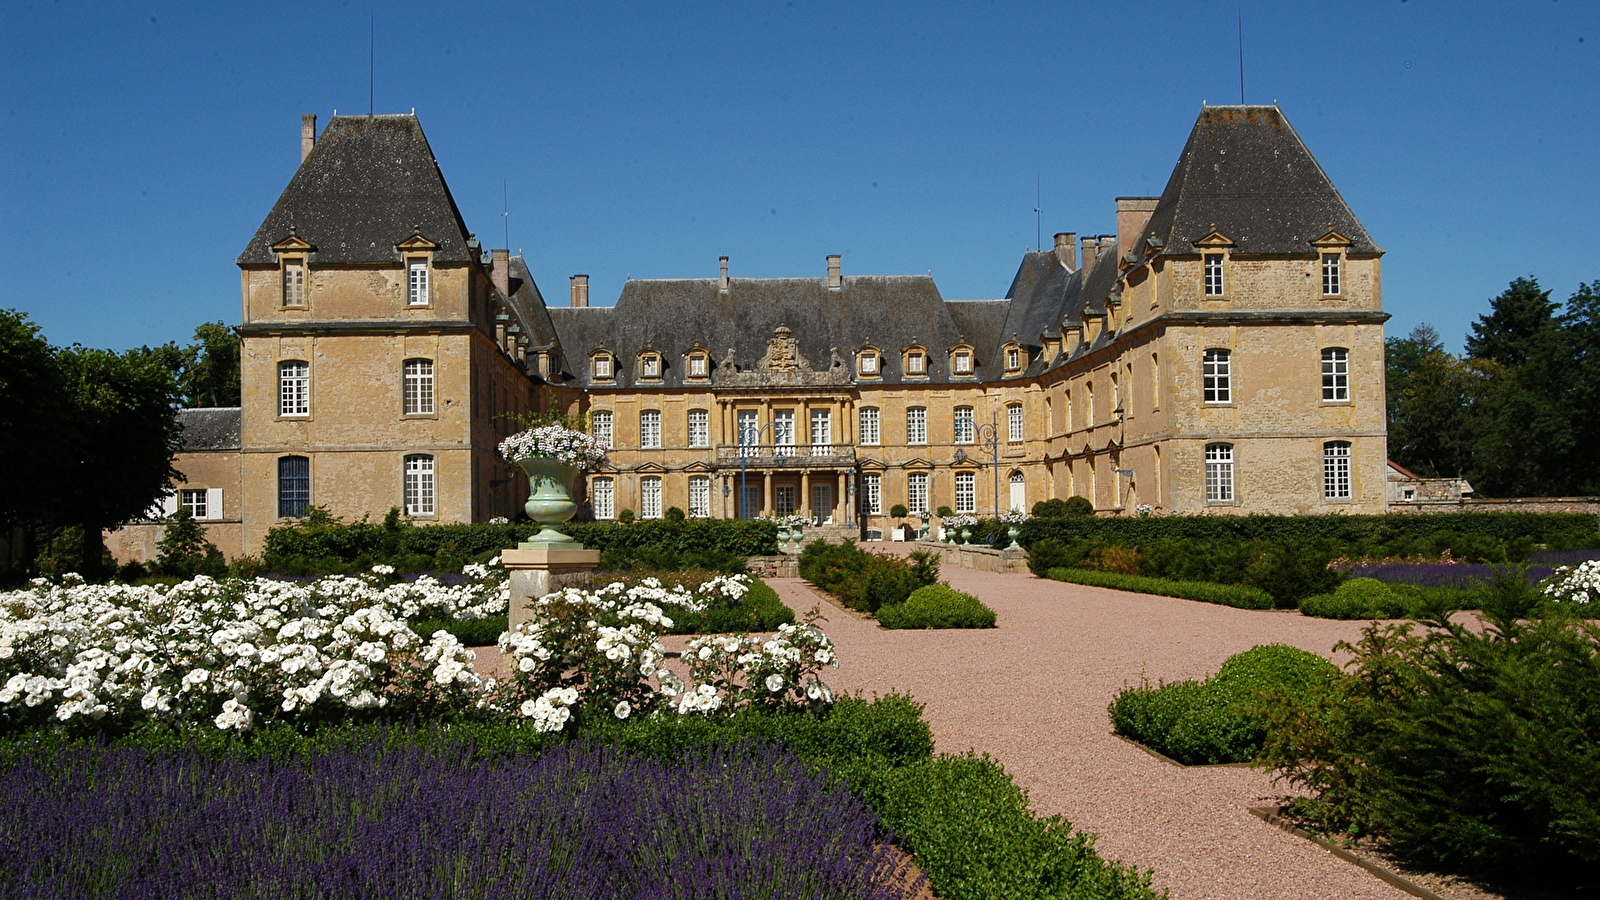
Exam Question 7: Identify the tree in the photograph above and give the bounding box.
[1385,325,1472,478]
[0,310,68,533]
[152,321,241,408]
[1465,277,1560,367]
[1562,282,1600,494]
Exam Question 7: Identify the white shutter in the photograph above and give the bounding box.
[206,488,224,520]
[160,493,179,517]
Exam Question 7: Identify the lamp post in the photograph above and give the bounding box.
[972,414,1003,518]
[739,421,788,521]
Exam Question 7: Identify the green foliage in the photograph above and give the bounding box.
[889,503,909,518]
[1063,495,1095,517]
[0,309,66,536]
[1045,568,1275,610]
[658,576,794,634]
[150,321,242,408]
[936,505,954,518]
[1110,644,1338,766]
[877,585,997,629]
[1299,580,1490,620]
[1026,538,1084,576]
[663,506,686,523]
[1031,497,1068,518]
[1260,575,1600,882]
[618,508,635,524]
[153,508,227,578]
[798,540,939,614]
[408,615,508,647]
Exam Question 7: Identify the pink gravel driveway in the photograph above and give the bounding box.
[761,565,1415,900]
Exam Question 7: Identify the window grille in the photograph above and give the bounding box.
[403,359,434,415]
[404,454,435,516]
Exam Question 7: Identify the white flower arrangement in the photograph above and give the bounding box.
[498,425,609,470]
[1134,504,1155,518]
[943,514,979,528]
[998,508,1028,525]
[1542,559,1600,606]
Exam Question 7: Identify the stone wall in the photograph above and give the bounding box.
[1387,497,1600,516]
[916,540,1030,574]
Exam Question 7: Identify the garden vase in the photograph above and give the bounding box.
[777,524,792,546]
[960,527,972,544]
[791,524,804,552]
[1006,526,1021,549]
[517,457,581,545]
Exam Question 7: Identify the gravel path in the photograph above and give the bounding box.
[762,563,1414,900]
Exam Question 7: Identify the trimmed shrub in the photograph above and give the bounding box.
[1298,579,1489,620]
[409,615,507,647]
[1045,568,1274,610]
[1025,538,1083,577]
[1110,644,1337,765]
[664,578,794,635]
[877,585,997,629]
[799,541,939,614]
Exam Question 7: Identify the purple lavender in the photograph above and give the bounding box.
[0,737,918,899]
[1348,562,1557,589]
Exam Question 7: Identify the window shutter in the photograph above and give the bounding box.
[161,493,179,516]
[206,488,224,520]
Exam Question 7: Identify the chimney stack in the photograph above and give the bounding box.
[719,256,729,292]
[569,275,590,307]
[826,254,841,289]
[1080,236,1098,280]
[1115,198,1160,258]
[1053,233,1077,270]
[301,114,317,163]
[490,249,510,300]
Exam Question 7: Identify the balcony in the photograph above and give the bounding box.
[715,443,857,470]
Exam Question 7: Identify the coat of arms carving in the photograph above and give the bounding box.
[756,324,811,373]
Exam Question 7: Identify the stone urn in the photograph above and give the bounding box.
[791,523,804,551]
[1006,526,1022,549]
[517,457,581,546]
[959,527,972,544]
[776,524,792,548]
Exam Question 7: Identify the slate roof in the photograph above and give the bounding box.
[1131,106,1379,264]
[505,256,561,355]
[238,115,475,266]
[176,407,241,451]
[548,275,984,388]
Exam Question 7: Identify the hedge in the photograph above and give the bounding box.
[797,540,940,614]
[876,585,997,629]
[1044,568,1275,610]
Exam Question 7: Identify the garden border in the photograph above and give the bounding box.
[1248,806,1446,900]
[1111,733,1254,769]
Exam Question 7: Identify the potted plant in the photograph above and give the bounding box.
[889,504,909,541]
[998,508,1028,549]
[500,415,609,546]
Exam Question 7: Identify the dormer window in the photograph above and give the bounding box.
[1321,254,1341,296]
[592,353,614,381]
[686,352,709,379]
[1006,347,1020,370]
[283,260,306,307]
[407,259,430,306]
[639,353,662,380]
[1203,254,1225,296]
[951,348,974,376]
[858,348,881,376]
[905,348,927,376]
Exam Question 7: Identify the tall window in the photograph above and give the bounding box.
[1151,353,1160,409]
[907,472,929,514]
[404,454,436,516]
[907,407,927,445]
[639,410,662,448]
[688,476,711,518]
[1202,349,1232,404]
[1007,403,1024,443]
[687,409,710,447]
[1322,254,1341,296]
[1006,346,1021,371]
[1322,348,1350,401]
[738,409,759,446]
[1205,443,1235,503]
[283,261,305,306]
[953,407,975,444]
[773,409,795,447]
[954,471,976,513]
[1204,254,1225,296]
[403,359,434,415]
[407,259,429,306]
[181,489,208,519]
[592,477,615,519]
[279,361,309,417]
[277,456,310,518]
[810,409,832,454]
[590,411,613,448]
[1324,442,1352,500]
[860,473,882,515]
[1087,382,1096,423]
[858,407,880,445]
[641,476,663,519]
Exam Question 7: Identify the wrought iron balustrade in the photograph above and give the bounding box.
[715,443,856,469]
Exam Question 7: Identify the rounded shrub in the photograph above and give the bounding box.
[877,585,997,629]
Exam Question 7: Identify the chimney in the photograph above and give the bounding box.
[1080,236,1098,280]
[300,114,317,163]
[569,274,590,307]
[1053,233,1077,270]
[826,255,841,289]
[719,256,729,292]
[1115,198,1160,258]
[1098,234,1117,259]
[490,249,510,299]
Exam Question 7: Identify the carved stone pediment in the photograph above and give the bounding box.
[720,324,851,386]
[755,325,810,373]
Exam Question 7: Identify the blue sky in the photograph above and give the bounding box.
[2,0,1594,354]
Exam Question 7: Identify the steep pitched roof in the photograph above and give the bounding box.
[238,115,474,266]
[1132,105,1379,263]
[175,407,241,451]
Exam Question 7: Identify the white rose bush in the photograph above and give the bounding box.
[1543,558,1600,608]
[0,565,838,735]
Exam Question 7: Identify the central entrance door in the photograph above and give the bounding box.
[810,484,833,524]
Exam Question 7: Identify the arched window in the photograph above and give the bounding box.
[277,456,310,518]
[1323,442,1352,500]
[403,359,434,415]
[1007,403,1024,442]
[907,472,929,514]
[404,454,435,516]
[1202,349,1231,404]
[639,410,662,449]
[279,361,310,417]
[1321,348,1349,401]
[1205,443,1235,503]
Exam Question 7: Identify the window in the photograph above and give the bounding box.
[592,477,615,519]
[906,350,926,375]
[1087,382,1096,423]
[1204,254,1225,296]
[1202,349,1232,404]
[737,409,759,446]
[404,454,436,516]
[810,409,832,454]
[593,354,613,380]
[907,472,929,514]
[955,471,976,513]
[403,359,434,415]
[1322,254,1341,296]
[641,476,663,519]
[860,473,882,515]
[277,456,310,518]
[1006,346,1021,371]
[640,410,662,448]
[687,409,709,447]
[1151,353,1160,409]
[858,407,880,446]
[279,361,309,417]
[859,352,879,376]
[687,354,708,378]
[953,406,975,444]
[1324,442,1352,500]
[407,259,429,306]
[590,411,613,448]
[639,354,661,379]
[688,476,711,518]
[773,409,795,447]
[953,350,973,375]
[1322,348,1350,401]
[181,489,208,519]
[1205,443,1235,503]
[1007,403,1024,443]
[283,261,306,307]
[906,407,927,445]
